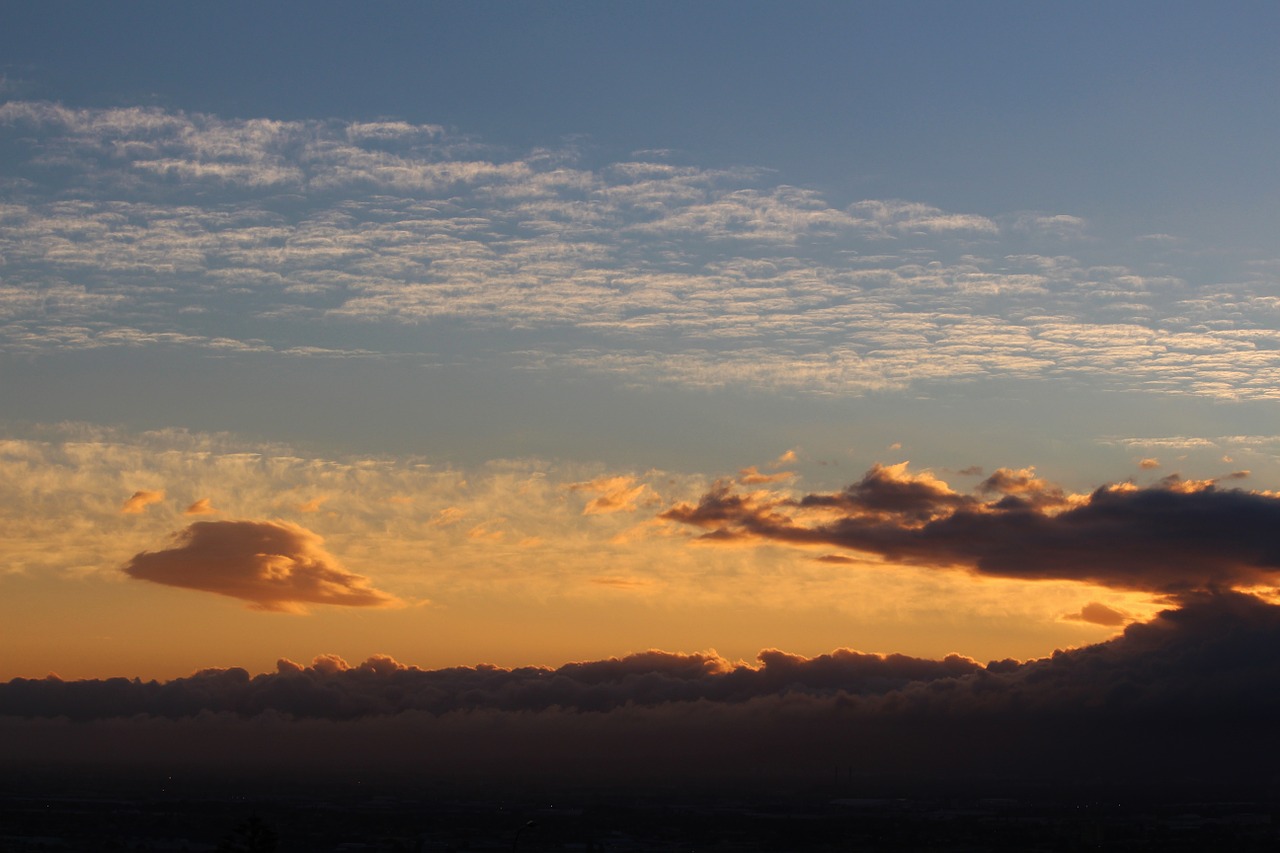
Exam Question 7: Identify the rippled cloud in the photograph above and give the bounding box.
[3,100,1277,400]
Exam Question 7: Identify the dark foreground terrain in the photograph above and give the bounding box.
[4,772,1279,852]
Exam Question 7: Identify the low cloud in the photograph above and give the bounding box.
[121,489,165,514]
[6,595,1280,792]
[661,462,1280,594]
[0,642,983,721]
[184,498,217,515]
[1064,601,1130,627]
[122,520,400,612]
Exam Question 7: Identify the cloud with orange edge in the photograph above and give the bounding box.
[430,507,466,527]
[184,498,217,515]
[297,496,328,513]
[121,489,165,514]
[122,519,400,612]
[661,461,1280,595]
[568,475,655,515]
[737,466,795,485]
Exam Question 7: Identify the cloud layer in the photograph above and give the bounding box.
[122,520,399,612]
[4,594,1280,791]
[3,100,1278,400]
[662,462,1280,594]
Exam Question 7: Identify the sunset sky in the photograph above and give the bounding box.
[3,2,1280,685]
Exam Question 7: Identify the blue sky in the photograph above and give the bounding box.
[2,2,1279,678]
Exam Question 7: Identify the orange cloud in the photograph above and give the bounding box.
[121,489,165,514]
[737,466,794,485]
[568,475,653,515]
[977,466,1069,510]
[184,498,217,515]
[466,524,504,542]
[1138,457,1161,470]
[430,507,466,527]
[590,576,650,589]
[297,496,328,513]
[122,520,400,612]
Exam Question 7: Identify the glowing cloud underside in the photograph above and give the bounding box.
[122,519,399,612]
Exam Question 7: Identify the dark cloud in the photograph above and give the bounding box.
[662,463,1280,594]
[797,462,972,523]
[0,646,981,722]
[975,466,1068,509]
[1064,601,1130,627]
[4,595,1274,724]
[122,520,399,612]
[5,594,1280,793]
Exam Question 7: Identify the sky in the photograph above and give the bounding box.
[2,0,1280,702]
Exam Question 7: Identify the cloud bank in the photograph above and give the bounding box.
[122,520,399,612]
[662,462,1280,594]
[4,594,1280,791]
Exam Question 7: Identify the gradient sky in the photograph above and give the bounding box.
[3,1,1279,681]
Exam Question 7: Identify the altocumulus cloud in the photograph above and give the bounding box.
[661,462,1280,594]
[122,520,399,611]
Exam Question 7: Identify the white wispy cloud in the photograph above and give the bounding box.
[2,100,1277,401]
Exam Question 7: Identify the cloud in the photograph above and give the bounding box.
[296,496,328,513]
[661,462,1280,594]
[466,524,504,542]
[122,520,400,612]
[429,506,466,526]
[7,594,1280,793]
[121,489,165,514]
[1138,457,1161,469]
[4,100,1278,403]
[736,466,794,485]
[0,643,982,722]
[184,498,217,515]
[849,200,999,236]
[1064,601,1130,627]
[975,466,1069,509]
[590,576,649,589]
[567,475,654,515]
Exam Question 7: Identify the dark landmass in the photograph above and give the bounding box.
[3,778,1279,852]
